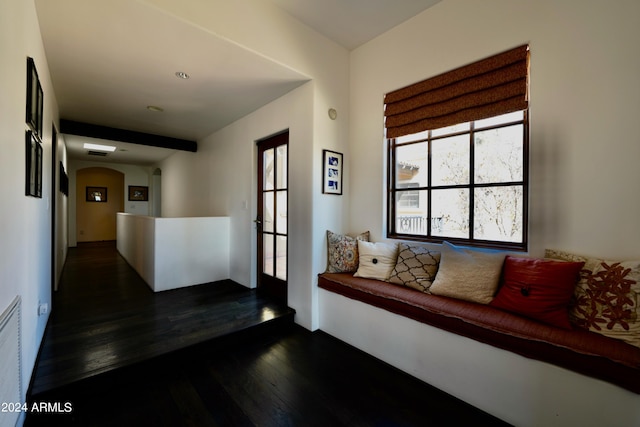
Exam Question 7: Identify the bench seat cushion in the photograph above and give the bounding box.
[318,272,640,393]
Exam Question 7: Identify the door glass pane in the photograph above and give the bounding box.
[276,145,287,190]
[263,234,274,276]
[431,188,469,238]
[263,191,274,233]
[276,236,287,280]
[276,190,287,234]
[264,148,274,190]
[432,135,469,186]
[474,186,523,242]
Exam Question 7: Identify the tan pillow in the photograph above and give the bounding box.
[326,230,369,273]
[388,244,441,293]
[354,241,398,281]
[546,249,640,348]
[429,241,505,304]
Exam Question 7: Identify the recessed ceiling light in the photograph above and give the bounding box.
[175,71,190,79]
[83,142,116,152]
[147,105,164,112]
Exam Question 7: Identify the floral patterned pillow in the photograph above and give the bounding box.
[326,230,370,273]
[545,249,640,348]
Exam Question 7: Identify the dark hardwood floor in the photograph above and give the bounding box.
[26,241,510,426]
[29,241,295,397]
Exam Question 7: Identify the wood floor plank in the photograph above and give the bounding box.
[184,365,254,427]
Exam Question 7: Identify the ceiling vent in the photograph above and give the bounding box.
[87,150,108,157]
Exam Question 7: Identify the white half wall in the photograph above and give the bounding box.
[116,214,230,292]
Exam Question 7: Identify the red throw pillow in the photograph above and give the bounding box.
[490,256,585,329]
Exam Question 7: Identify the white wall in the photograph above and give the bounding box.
[68,160,152,246]
[342,0,640,424]
[0,0,59,412]
[153,0,350,330]
[54,134,69,290]
[349,0,640,260]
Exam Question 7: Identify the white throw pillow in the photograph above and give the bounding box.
[429,241,505,304]
[354,241,399,281]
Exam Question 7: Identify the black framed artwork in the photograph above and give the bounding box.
[86,186,107,202]
[26,57,44,139]
[322,149,343,195]
[25,130,42,198]
[128,185,149,201]
[59,161,69,196]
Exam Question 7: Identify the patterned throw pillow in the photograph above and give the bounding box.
[326,230,370,273]
[546,249,640,348]
[354,241,399,281]
[388,244,441,293]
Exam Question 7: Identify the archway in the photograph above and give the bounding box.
[76,167,124,242]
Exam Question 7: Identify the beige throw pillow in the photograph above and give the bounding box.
[429,241,505,304]
[354,241,399,281]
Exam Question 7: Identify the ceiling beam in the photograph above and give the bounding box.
[60,120,197,152]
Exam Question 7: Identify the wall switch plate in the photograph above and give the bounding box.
[38,303,48,316]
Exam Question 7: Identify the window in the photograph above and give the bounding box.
[384,45,530,250]
[388,111,528,250]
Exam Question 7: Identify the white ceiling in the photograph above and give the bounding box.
[269,0,441,50]
[35,0,441,165]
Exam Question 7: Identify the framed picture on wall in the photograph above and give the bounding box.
[26,57,44,138]
[35,140,42,197]
[25,130,42,198]
[86,186,107,202]
[59,161,69,196]
[128,185,148,201]
[322,149,343,195]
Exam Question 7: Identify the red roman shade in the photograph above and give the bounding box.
[384,45,529,138]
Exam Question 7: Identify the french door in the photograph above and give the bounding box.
[256,131,288,303]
